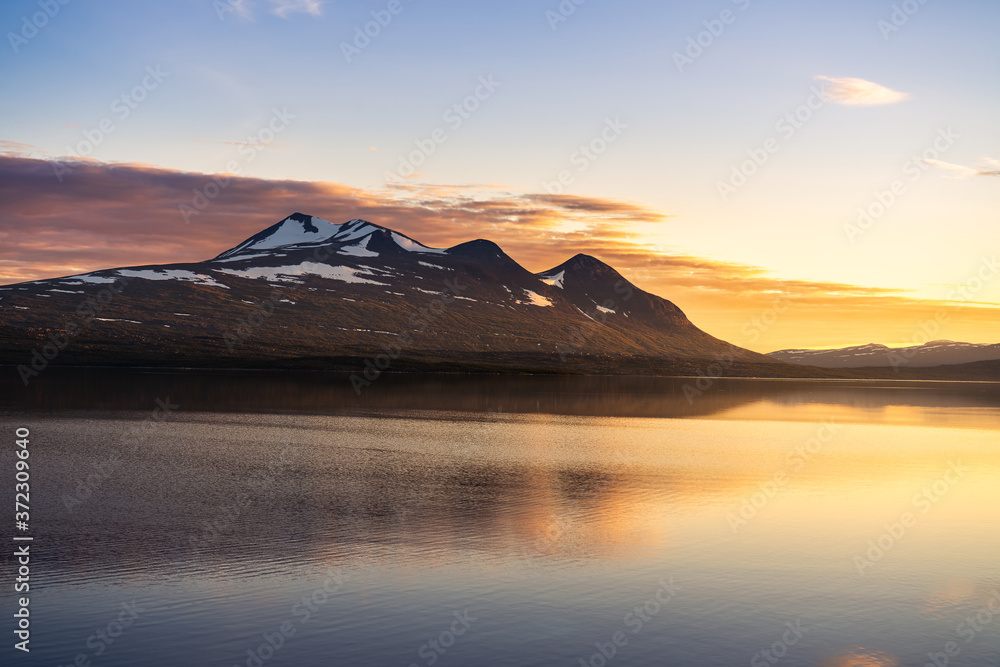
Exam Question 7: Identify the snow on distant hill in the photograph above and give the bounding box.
[768,340,1000,368]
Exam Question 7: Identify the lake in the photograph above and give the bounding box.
[2,370,999,666]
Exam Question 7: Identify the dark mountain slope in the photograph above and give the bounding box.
[1,213,805,377]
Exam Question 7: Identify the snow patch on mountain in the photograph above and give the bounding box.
[254,218,337,249]
[523,290,554,307]
[332,220,381,243]
[214,262,389,286]
[63,275,118,285]
[117,269,230,289]
[539,270,565,289]
[338,240,379,258]
[213,253,273,263]
[391,232,445,254]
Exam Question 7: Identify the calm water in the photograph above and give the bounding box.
[2,371,999,666]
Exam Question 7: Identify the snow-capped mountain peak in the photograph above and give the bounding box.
[214,213,342,260]
[215,214,445,261]
[329,219,385,243]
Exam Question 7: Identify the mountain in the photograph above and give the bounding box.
[768,340,1000,368]
[0,213,810,378]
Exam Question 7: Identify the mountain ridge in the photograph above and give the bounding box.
[0,212,816,378]
[768,340,1000,368]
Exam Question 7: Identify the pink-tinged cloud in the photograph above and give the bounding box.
[815,76,910,106]
[0,140,39,157]
[923,157,1000,178]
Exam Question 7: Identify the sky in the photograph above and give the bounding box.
[1,0,997,352]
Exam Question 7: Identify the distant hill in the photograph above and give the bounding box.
[768,340,1000,369]
[839,359,1000,382]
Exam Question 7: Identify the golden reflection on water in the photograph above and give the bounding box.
[818,648,900,666]
[712,400,1000,430]
[921,578,984,615]
[320,414,1000,576]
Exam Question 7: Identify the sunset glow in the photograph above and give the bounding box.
[2,0,997,353]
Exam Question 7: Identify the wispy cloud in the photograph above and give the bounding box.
[268,0,325,18]
[0,140,40,157]
[220,139,290,150]
[225,0,253,20]
[227,0,325,20]
[815,76,910,106]
[923,157,1000,178]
